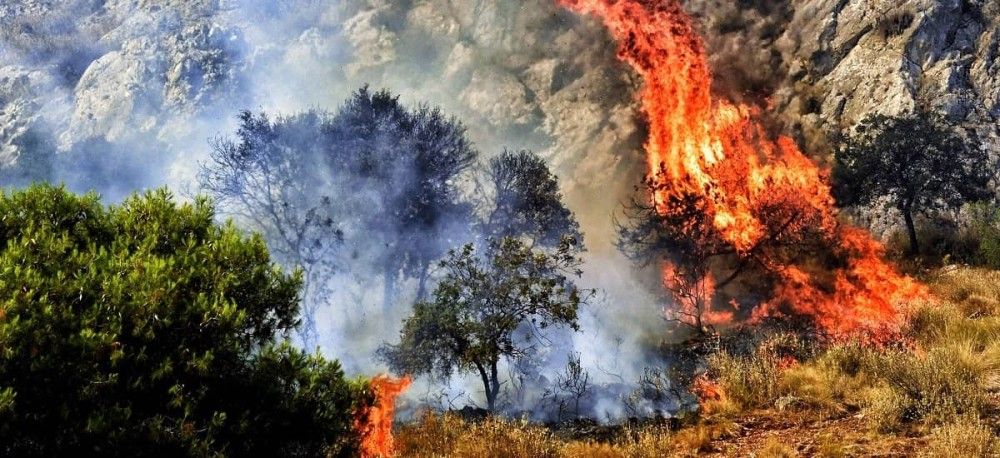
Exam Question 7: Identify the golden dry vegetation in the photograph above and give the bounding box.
[395,267,1000,457]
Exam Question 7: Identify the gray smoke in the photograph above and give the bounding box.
[0,0,673,419]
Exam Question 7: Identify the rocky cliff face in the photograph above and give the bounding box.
[0,0,996,215]
[688,0,999,155]
[0,0,644,212]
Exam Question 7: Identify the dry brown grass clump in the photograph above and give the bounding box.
[921,417,999,458]
[396,413,743,458]
[397,413,558,458]
[756,438,797,457]
[929,267,1000,317]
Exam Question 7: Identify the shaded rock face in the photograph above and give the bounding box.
[0,0,244,190]
[687,0,999,155]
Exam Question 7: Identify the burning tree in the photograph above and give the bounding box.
[380,237,590,412]
[563,0,927,340]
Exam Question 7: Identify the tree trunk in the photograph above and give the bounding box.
[475,362,495,412]
[903,208,919,256]
[298,276,317,349]
[415,261,430,301]
[489,361,501,412]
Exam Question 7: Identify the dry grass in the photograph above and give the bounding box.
[396,267,1000,457]
[922,417,999,458]
[929,267,1000,317]
[396,414,743,458]
[397,414,558,458]
[756,438,797,457]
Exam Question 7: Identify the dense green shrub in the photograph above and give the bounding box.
[0,185,363,456]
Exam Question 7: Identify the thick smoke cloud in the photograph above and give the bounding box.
[0,0,674,418]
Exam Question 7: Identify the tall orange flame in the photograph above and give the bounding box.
[356,375,412,458]
[560,0,927,339]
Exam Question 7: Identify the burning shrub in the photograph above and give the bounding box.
[567,0,926,342]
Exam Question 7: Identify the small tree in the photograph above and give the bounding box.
[834,113,993,255]
[554,353,591,420]
[380,236,590,412]
[199,110,340,348]
[0,185,363,456]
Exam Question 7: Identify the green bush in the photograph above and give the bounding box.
[0,185,363,456]
[967,202,1000,268]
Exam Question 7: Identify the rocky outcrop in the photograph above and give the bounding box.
[688,0,999,154]
[0,0,242,179]
[0,0,996,216]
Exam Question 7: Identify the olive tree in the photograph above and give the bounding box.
[833,113,993,255]
[380,236,590,412]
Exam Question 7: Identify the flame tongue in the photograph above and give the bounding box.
[356,375,412,458]
[560,0,927,339]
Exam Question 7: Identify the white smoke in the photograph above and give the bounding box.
[0,0,683,419]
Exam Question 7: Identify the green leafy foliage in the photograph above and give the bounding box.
[966,202,1000,268]
[381,236,589,411]
[833,113,992,255]
[0,185,363,456]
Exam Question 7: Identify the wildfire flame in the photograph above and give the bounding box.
[356,374,412,458]
[560,0,927,339]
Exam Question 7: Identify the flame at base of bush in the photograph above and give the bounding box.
[355,375,412,458]
[559,0,928,341]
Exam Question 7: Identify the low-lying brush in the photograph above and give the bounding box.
[396,267,1000,456]
[923,416,999,458]
[396,414,742,457]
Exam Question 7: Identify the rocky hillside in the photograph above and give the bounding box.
[0,0,996,218]
[690,0,999,155]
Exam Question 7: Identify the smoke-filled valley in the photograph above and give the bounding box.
[2,0,1000,456]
